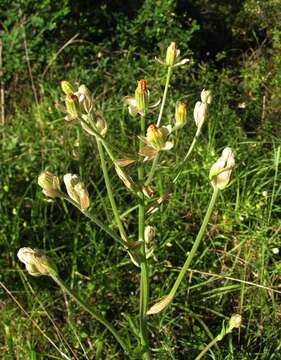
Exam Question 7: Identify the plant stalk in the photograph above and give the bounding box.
[168,186,219,299]
[62,196,127,247]
[173,127,201,183]
[82,117,134,195]
[145,152,160,186]
[194,335,221,360]
[146,65,173,185]
[96,139,128,243]
[51,274,129,353]
[156,66,172,127]
[139,116,151,359]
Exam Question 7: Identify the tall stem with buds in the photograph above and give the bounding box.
[147,148,234,315]
[138,114,151,359]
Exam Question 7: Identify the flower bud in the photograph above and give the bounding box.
[61,80,76,95]
[65,93,79,118]
[228,314,242,332]
[193,101,208,129]
[146,124,165,150]
[165,42,177,66]
[63,174,90,210]
[78,85,93,113]
[38,171,61,198]
[201,89,212,104]
[144,225,155,244]
[17,247,57,277]
[175,102,187,129]
[96,116,108,136]
[135,80,148,115]
[209,147,235,190]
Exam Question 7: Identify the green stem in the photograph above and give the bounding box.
[145,65,173,186]
[182,127,201,163]
[81,117,134,194]
[145,152,160,186]
[139,116,151,359]
[168,187,219,299]
[51,274,129,353]
[194,335,221,360]
[156,66,173,127]
[62,196,127,247]
[173,127,201,183]
[96,139,128,243]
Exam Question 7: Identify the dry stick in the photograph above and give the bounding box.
[0,281,71,360]
[20,271,79,360]
[42,33,80,78]
[62,291,89,360]
[20,13,45,162]
[0,39,4,125]
[21,18,39,107]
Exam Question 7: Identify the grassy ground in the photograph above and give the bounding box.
[1,47,281,360]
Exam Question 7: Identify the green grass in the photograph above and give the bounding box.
[1,51,281,360]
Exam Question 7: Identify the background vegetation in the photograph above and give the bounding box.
[1,0,281,358]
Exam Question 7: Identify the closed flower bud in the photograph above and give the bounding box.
[38,171,61,198]
[165,42,177,66]
[228,314,242,332]
[78,85,93,113]
[209,147,235,190]
[61,80,76,94]
[65,93,79,118]
[193,101,208,129]
[201,89,212,104]
[175,102,187,129]
[96,116,108,136]
[17,247,57,277]
[135,80,148,115]
[63,174,90,210]
[144,225,155,244]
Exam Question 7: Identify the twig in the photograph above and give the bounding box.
[42,33,80,78]
[0,281,71,360]
[0,39,4,125]
[21,15,39,107]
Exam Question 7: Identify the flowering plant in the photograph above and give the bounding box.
[17,42,237,359]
